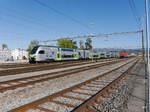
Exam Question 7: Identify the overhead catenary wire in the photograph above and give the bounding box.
[130,0,140,23]
[33,0,92,30]
[0,7,56,38]
[128,0,141,29]
[39,30,142,43]
[128,0,140,27]
[131,0,140,18]
[131,0,142,27]
[1,10,51,32]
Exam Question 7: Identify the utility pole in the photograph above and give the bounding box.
[142,30,145,60]
[145,0,150,111]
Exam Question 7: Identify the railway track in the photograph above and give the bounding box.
[0,58,115,69]
[0,60,86,69]
[0,59,126,93]
[9,58,138,112]
[0,58,120,76]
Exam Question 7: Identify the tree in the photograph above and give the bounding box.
[2,44,8,49]
[57,39,77,49]
[85,38,92,50]
[27,40,39,53]
[79,40,85,50]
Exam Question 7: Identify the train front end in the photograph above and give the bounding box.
[29,46,39,63]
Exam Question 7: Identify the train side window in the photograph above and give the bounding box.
[52,51,54,55]
[38,50,45,54]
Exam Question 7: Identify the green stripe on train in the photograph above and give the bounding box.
[55,52,62,61]
[29,54,36,58]
[73,52,79,59]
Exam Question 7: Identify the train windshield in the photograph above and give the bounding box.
[31,46,39,54]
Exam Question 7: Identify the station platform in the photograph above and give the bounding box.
[126,61,147,112]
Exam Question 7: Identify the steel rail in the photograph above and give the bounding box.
[0,59,125,93]
[72,60,138,112]
[9,59,138,112]
[0,58,118,76]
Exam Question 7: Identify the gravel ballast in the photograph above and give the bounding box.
[0,60,118,82]
[0,59,135,111]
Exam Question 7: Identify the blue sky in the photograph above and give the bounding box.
[0,0,148,49]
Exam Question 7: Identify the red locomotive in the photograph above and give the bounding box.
[119,51,128,58]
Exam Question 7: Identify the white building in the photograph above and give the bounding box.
[11,49,28,60]
[0,48,12,61]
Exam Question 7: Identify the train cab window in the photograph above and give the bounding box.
[31,46,39,54]
[38,50,45,54]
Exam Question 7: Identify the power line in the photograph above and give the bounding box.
[1,10,51,32]
[130,0,140,22]
[33,0,92,30]
[128,0,141,28]
[40,30,142,43]
[128,0,140,26]
[131,0,140,18]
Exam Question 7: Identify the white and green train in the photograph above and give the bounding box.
[29,45,90,63]
[89,52,119,59]
[29,45,120,63]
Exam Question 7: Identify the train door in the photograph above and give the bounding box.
[48,47,57,60]
[55,48,62,61]
[86,51,90,59]
[36,49,46,61]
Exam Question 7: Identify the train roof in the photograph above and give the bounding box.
[37,45,58,48]
[36,45,83,50]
